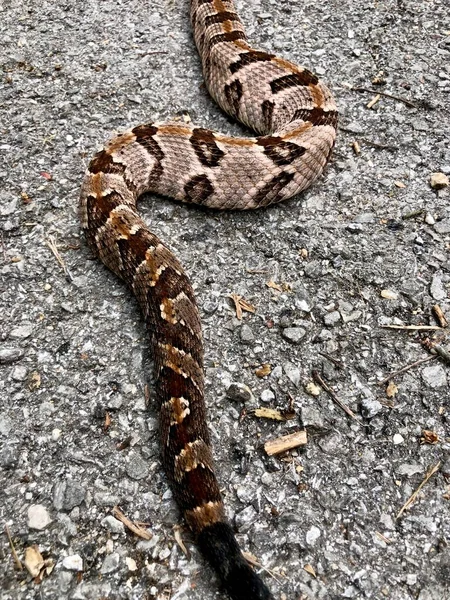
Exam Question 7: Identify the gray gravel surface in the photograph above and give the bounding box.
[1,0,450,599]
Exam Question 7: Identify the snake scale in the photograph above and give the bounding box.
[79,0,337,598]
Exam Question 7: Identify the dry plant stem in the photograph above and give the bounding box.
[4,523,23,570]
[312,370,358,421]
[112,506,152,540]
[377,355,436,386]
[352,86,418,108]
[381,324,442,331]
[45,235,73,281]
[396,462,441,519]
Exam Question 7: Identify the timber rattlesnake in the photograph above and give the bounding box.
[79,1,337,598]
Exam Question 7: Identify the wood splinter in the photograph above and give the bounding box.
[264,430,307,456]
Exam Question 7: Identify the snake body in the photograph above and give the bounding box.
[80,1,337,598]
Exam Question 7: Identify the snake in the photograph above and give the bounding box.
[79,0,337,598]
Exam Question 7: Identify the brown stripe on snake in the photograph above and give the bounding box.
[80,0,337,598]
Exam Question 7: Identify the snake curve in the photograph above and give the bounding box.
[79,1,337,598]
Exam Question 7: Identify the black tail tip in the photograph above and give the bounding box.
[197,521,274,600]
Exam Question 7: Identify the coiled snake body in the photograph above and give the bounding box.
[80,1,337,598]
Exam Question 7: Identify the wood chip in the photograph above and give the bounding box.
[352,140,361,154]
[303,564,317,577]
[305,381,321,396]
[173,525,190,558]
[420,430,439,445]
[386,381,398,398]
[255,363,271,378]
[432,304,448,328]
[266,280,283,292]
[264,430,307,456]
[367,93,381,109]
[381,289,398,300]
[396,462,441,519]
[112,506,152,540]
[254,407,286,421]
[24,545,45,578]
[430,172,449,190]
[28,371,41,391]
[228,293,256,320]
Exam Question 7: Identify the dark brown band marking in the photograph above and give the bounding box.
[257,137,306,167]
[229,50,274,74]
[207,29,247,50]
[253,171,296,206]
[190,128,225,168]
[224,78,243,115]
[270,71,319,93]
[184,174,215,204]
[204,11,240,28]
[294,107,338,127]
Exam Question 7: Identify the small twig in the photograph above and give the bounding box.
[1,232,7,263]
[375,531,392,545]
[4,524,23,570]
[360,137,399,151]
[311,370,358,421]
[377,355,436,386]
[112,506,152,540]
[396,462,441,519]
[381,324,442,331]
[431,344,450,365]
[46,235,73,281]
[432,305,448,328]
[352,86,419,108]
[242,552,284,583]
[402,209,425,220]
[319,352,345,370]
[264,430,307,456]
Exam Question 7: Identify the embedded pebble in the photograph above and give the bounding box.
[100,553,120,574]
[429,172,449,189]
[102,516,125,534]
[240,324,255,344]
[9,324,33,339]
[422,364,447,388]
[283,361,300,386]
[323,311,341,326]
[62,554,84,571]
[28,504,52,530]
[301,406,324,428]
[234,505,257,532]
[11,365,28,381]
[393,434,405,445]
[360,397,383,419]
[0,347,24,364]
[430,273,446,301]
[125,556,138,571]
[53,480,86,511]
[281,327,306,344]
[306,525,321,546]
[260,389,275,403]
[126,451,149,480]
[397,463,423,477]
[226,382,255,404]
